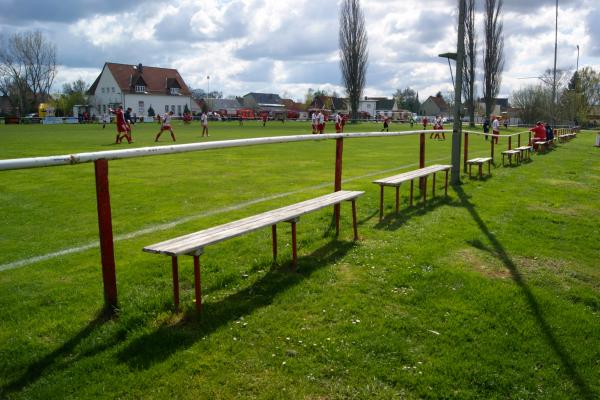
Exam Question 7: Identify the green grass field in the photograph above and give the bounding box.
[0,120,598,399]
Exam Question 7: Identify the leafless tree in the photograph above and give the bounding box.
[339,0,368,122]
[0,31,57,115]
[462,0,476,126]
[482,0,504,118]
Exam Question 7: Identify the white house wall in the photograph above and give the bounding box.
[124,94,191,117]
[88,66,122,116]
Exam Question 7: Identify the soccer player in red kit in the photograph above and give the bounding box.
[110,106,132,144]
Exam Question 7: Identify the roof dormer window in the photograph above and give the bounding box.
[135,85,146,93]
[170,87,180,95]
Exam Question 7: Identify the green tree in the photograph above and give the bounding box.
[393,87,419,113]
[51,78,87,116]
[147,105,155,117]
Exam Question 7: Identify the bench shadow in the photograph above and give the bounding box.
[117,240,356,370]
[375,196,456,231]
[2,308,125,395]
[453,184,596,400]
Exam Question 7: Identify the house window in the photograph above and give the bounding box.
[135,85,146,93]
[103,105,106,114]
[165,105,169,113]
[138,101,144,115]
[177,105,182,115]
[367,104,371,108]
[170,87,180,95]
[112,87,115,93]
[171,105,175,113]
[101,88,105,94]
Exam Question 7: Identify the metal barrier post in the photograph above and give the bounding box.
[94,159,118,312]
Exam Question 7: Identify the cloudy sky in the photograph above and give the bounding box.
[0,0,598,102]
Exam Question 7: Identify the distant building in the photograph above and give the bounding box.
[87,62,192,117]
[308,96,348,116]
[282,98,308,120]
[0,95,15,116]
[242,92,285,115]
[209,98,244,117]
[476,97,510,117]
[420,95,450,117]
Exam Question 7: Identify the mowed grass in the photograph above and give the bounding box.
[0,120,598,399]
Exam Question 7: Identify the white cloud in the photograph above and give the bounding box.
[2,0,598,103]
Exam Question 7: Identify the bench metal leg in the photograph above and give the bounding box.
[488,160,491,176]
[468,163,472,178]
[444,169,449,196]
[422,176,428,203]
[395,186,399,214]
[193,255,203,312]
[379,185,384,221]
[351,200,359,241]
[291,221,297,271]
[171,256,180,312]
[478,163,483,178]
[432,172,436,198]
[271,224,277,261]
[409,180,414,207]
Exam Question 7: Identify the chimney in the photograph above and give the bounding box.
[137,63,143,73]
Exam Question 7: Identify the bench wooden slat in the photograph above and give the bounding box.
[144,190,364,256]
[373,164,451,186]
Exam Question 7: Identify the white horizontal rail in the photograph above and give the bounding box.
[0,130,453,171]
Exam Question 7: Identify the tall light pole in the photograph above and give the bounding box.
[576,44,579,72]
[451,0,466,185]
[439,52,457,88]
[552,0,558,114]
[206,75,210,111]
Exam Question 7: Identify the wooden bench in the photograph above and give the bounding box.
[515,145,533,161]
[372,164,451,221]
[467,157,493,179]
[143,190,364,312]
[534,140,551,153]
[501,149,521,166]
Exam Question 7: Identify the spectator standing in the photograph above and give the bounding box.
[483,117,490,140]
[491,116,500,144]
[422,116,429,130]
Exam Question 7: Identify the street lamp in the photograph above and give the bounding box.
[206,75,210,111]
[576,44,579,72]
[438,52,457,87]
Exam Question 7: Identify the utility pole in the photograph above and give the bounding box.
[451,0,466,184]
[552,0,558,119]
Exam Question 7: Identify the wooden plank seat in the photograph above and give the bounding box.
[501,149,521,166]
[143,190,364,312]
[534,140,550,153]
[467,157,493,179]
[372,164,451,221]
[515,145,533,161]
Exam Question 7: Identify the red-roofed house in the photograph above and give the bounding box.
[87,62,192,118]
[420,95,449,117]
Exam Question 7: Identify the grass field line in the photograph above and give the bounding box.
[0,155,459,272]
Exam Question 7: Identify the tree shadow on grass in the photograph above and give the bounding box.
[2,308,125,396]
[453,184,596,400]
[117,240,355,370]
[375,196,456,231]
